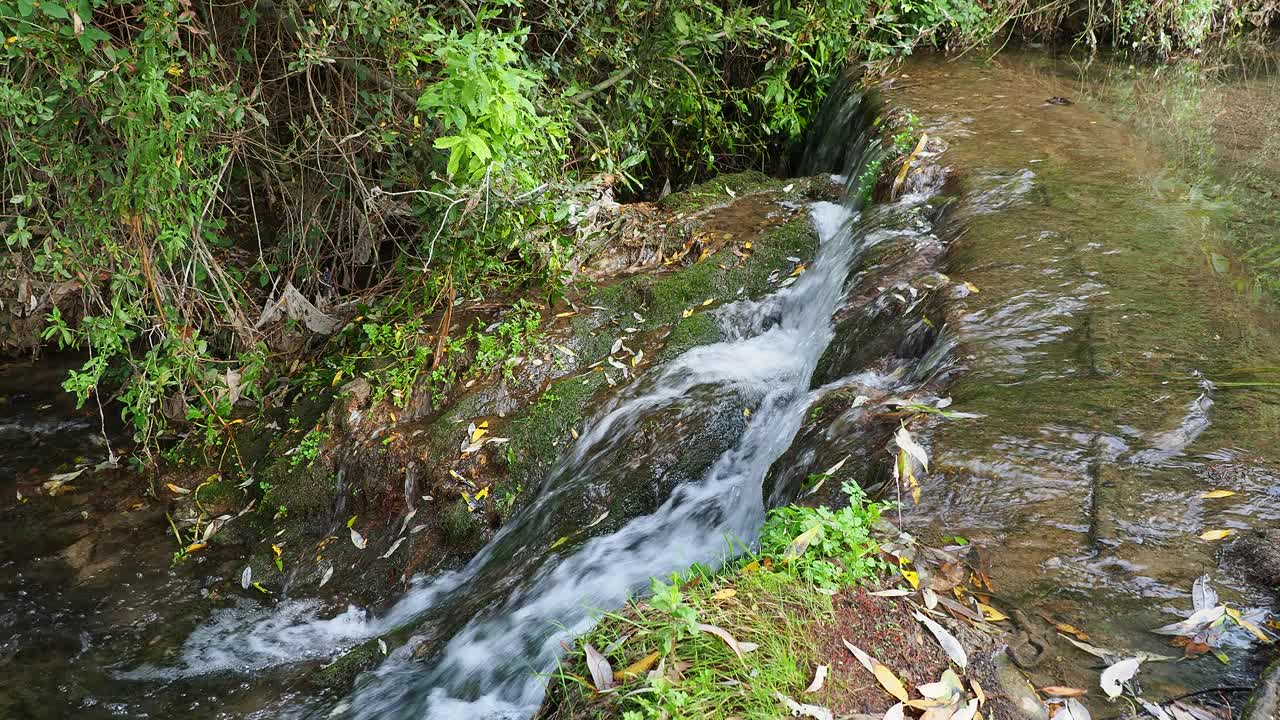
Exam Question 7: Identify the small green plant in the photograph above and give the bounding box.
[291,428,327,468]
[760,481,888,591]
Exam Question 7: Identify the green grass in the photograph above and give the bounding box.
[544,483,889,720]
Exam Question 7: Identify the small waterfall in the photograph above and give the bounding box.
[135,80,915,720]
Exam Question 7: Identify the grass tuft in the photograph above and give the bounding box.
[543,482,889,720]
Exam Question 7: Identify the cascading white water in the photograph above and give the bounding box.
[129,83,898,720]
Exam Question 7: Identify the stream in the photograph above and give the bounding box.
[2,51,1278,719]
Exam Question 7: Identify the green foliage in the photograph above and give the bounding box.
[549,485,887,719]
[411,12,562,182]
[291,427,327,468]
[5,0,1273,461]
[760,480,888,590]
[468,299,543,376]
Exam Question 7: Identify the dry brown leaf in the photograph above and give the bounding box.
[1040,687,1088,698]
[697,623,759,659]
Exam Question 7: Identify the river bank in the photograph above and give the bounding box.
[4,41,1280,720]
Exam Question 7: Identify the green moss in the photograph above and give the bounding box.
[661,313,722,360]
[312,639,381,689]
[440,499,480,546]
[506,372,607,486]
[659,171,779,215]
[192,479,245,517]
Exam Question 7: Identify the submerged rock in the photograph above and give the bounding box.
[1225,529,1280,594]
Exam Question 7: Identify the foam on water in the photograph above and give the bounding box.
[131,198,887,719]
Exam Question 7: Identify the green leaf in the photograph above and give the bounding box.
[42,2,68,19]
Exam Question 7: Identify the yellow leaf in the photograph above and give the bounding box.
[783,525,821,561]
[963,281,980,293]
[475,486,490,501]
[972,678,987,706]
[743,241,753,250]
[271,544,283,557]
[613,651,660,682]
[741,560,760,574]
[790,263,806,277]
[165,483,190,495]
[555,311,577,318]
[682,307,695,318]
[872,662,910,703]
[977,603,1008,622]
[1201,490,1236,499]
[711,588,737,601]
[701,298,714,306]
[550,536,569,550]
[331,370,343,386]
[901,569,920,589]
[470,421,490,444]
[1226,606,1273,644]
[1199,529,1233,541]
[185,542,207,553]
[743,408,752,418]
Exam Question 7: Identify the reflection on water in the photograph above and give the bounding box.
[889,51,1280,706]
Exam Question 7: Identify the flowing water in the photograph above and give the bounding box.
[888,51,1280,702]
[2,51,1280,719]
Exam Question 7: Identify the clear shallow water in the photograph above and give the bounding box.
[888,51,1280,704]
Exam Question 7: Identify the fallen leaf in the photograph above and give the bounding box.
[1040,687,1088,698]
[972,678,987,706]
[319,564,334,587]
[166,483,191,495]
[902,569,920,589]
[1200,490,1235,499]
[469,420,489,444]
[698,623,759,659]
[1192,575,1218,613]
[775,691,833,720]
[871,589,914,598]
[613,651,660,682]
[1056,623,1089,641]
[805,664,829,693]
[240,565,252,589]
[977,603,1008,622]
[914,611,967,669]
[583,643,614,691]
[1062,697,1093,720]
[350,528,367,549]
[894,426,929,471]
[783,525,821,561]
[842,639,909,702]
[185,542,207,553]
[1225,606,1273,644]
[1100,657,1142,699]
[380,537,406,559]
[1199,529,1232,541]
[884,702,906,720]
[682,307,695,318]
[377,638,387,655]
[1152,606,1225,636]
[711,588,737,601]
[952,698,980,720]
